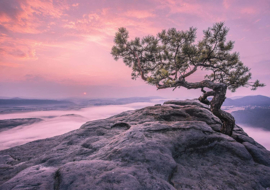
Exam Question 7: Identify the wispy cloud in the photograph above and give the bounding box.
[0,0,269,98]
[124,10,156,19]
[241,7,257,15]
[0,0,69,34]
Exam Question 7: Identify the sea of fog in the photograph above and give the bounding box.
[0,100,165,150]
[237,124,270,150]
[0,99,269,151]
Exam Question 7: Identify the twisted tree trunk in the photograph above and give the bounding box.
[198,83,235,135]
[157,79,235,136]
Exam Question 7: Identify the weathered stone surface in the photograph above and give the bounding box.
[164,99,209,109]
[0,100,270,190]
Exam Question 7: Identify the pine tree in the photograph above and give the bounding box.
[111,23,264,135]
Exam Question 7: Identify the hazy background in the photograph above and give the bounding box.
[0,98,270,151]
[0,100,164,150]
[0,0,269,99]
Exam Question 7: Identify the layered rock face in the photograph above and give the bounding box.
[0,100,270,190]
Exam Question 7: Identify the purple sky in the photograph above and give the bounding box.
[0,0,269,99]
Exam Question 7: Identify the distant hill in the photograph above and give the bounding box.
[86,96,162,106]
[223,95,270,107]
[0,99,76,114]
[0,97,164,114]
[0,99,74,106]
[0,118,43,132]
[232,108,270,130]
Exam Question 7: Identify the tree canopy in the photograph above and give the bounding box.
[111,22,264,93]
[111,22,265,136]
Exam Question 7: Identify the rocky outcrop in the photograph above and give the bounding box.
[0,100,270,190]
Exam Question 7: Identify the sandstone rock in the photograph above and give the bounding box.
[0,100,270,190]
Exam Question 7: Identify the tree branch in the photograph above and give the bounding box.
[180,66,197,79]
[134,51,147,81]
[198,91,215,105]
[157,79,225,92]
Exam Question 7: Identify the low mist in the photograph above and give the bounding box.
[0,100,269,151]
[238,124,270,150]
[0,101,161,150]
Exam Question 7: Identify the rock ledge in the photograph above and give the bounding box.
[0,100,270,190]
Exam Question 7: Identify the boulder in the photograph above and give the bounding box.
[0,100,270,190]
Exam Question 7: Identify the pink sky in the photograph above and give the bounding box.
[0,0,269,99]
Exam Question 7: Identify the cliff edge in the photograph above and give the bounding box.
[0,100,270,190]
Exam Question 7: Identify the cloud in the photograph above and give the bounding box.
[25,74,45,82]
[241,7,257,15]
[124,10,156,19]
[72,3,79,7]
[0,0,69,34]
[0,0,25,20]
[223,0,231,9]
[0,34,37,59]
[254,19,261,23]
[0,0,269,98]
[0,62,22,68]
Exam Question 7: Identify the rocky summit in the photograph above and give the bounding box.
[0,100,270,190]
